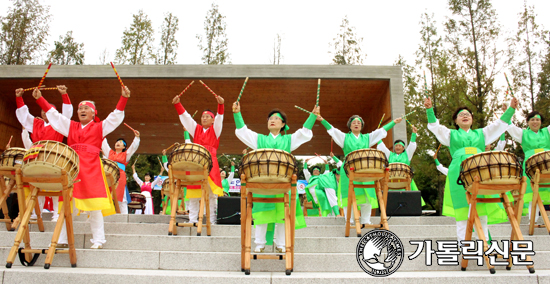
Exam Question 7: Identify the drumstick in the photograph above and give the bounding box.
[377,113,385,129]
[191,110,198,118]
[157,156,163,167]
[237,77,249,102]
[6,135,13,147]
[294,105,318,116]
[316,79,321,107]
[177,80,195,98]
[331,138,333,153]
[124,123,135,132]
[423,70,429,99]
[405,119,413,126]
[435,144,442,156]
[315,153,328,163]
[133,155,140,166]
[504,73,515,98]
[199,80,218,98]
[37,62,52,89]
[221,153,231,161]
[110,62,125,88]
[402,110,416,119]
[23,87,56,92]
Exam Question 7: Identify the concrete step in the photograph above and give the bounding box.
[1,231,549,254]
[1,267,547,284]
[0,247,545,272]
[5,220,550,240]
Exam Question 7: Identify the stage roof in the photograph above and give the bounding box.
[0,65,406,155]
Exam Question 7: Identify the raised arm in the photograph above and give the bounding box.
[425,98,451,146]
[406,127,418,162]
[482,100,516,145]
[319,118,346,148]
[435,159,449,176]
[506,123,523,144]
[330,153,343,168]
[213,96,224,138]
[34,90,70,137]
[376,140,391,159]
[15,89,36,132]
[290,112,316,151]
[22,129,33,149]
[57,86,74,119]
[132,172,144,187]
[233,102,259,150]
[102,86,130,137]
[101,138,111,159]
[369,119,401,147]
[495,133,506,151]
[125,132,141,162]
[172,95,198,136]
[227,162,235,184]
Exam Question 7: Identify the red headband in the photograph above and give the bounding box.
[203,111,215,119]
[79,101,100,122]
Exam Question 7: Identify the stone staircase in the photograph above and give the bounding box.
[0,212,548,283]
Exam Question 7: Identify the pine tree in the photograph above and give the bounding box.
[445,0,503,128]
[197,3,230,65]
[47,31,84,65]
[0,0,51,65]
[115,10,156,65]
[157,12,179,65]
[329,16,365,65]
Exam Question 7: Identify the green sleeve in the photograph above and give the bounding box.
[303,113,317,130]
[234,112,245,129]
[184,131,190,140]
[499,133,505,141]
[325,164,330,171]
[426,108,437,123]
[434,158,441,166]
[162,155,168,163]
[231,165,235,173]
[321,119,332,130]
[377,140,382,145]
[332,156,340,163]
[410,133,417,143]
[500,107,515,124]
[382,121,396,132]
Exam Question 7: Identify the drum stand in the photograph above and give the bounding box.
[345,169,390,237]
[0,170,44,232]
[161,187,186,215]
[240,174,297,276]
[301,197,321,217]
[528,169,550,235]
[5,168,77,269]
[460,176,534,274]
[168,165,211,236]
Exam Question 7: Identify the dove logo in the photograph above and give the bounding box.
[356,229,404,277]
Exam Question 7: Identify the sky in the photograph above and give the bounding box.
[2,0,549,164]
[1,0,550,66]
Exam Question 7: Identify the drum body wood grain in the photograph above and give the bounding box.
[102,158,120,187]
[459,151,522,195]
[21,140,79,191]
[239,149,297,195]
[0,147,26,170]
[168,143,212,182]
[344,149,388,182]
[525,150,550,184]
[388,163,413,189]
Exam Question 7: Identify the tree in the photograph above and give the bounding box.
[536,36,550,120]
[445,0,503,128]
[0,0,51,65]
[157,12,179,65]
[271,33,282,65]
[115,10,156,65]
[98,48,109,65]
[506,1,547,113]
[197,3,230,65]
[329,16,365,65]
[47,31,84,65]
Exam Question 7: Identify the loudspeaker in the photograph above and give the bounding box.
[376,191,422,216]
[217,196,241,225]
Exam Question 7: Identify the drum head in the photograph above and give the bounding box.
[22,163,67,191]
